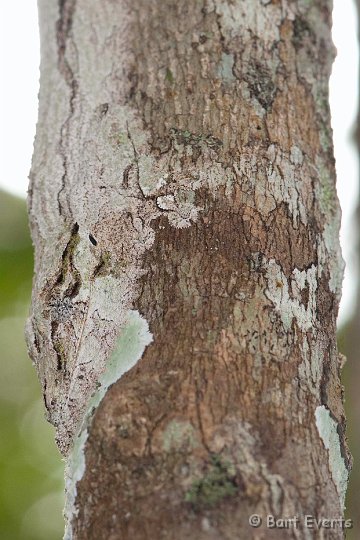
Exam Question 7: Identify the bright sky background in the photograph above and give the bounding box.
[0,0,359,324]
[330,0,359,323]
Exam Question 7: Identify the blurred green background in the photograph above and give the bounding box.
[0,189,64,540]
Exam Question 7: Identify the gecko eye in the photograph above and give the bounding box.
[89,234,97,246]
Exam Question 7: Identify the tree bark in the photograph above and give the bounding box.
[27,0,351,538]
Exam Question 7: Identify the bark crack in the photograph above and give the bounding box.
[56,0,78,217]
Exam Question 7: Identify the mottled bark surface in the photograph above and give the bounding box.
[27,1,351,539]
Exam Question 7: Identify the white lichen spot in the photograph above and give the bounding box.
[156,194,176,211]
[201,517,212,532]
[290,146,303,166]
[63,428,87,540]
[265,259,317,332]
[64,310,153,540]
[217,52,236,82]
[156,176,168,189]
[156,191,201,228]
[266,144,307,226]
[315,405,348,509]
[260,465,286,516]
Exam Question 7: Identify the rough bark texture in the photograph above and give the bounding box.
[27,1,351,539]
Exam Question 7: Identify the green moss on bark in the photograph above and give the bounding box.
[185,455,237,509]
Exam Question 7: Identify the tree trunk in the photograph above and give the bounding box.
[27,0,351,538]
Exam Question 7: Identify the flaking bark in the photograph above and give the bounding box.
[27,1,351,538]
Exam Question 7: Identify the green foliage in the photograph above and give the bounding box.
[0,190,33,319]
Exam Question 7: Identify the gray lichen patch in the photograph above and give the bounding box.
[315,406,348,510]
[215,0,289,48]
[216,52,236,83]
[227,143,314,228]
[265,144,308,226]
[156,191,201,229]
[265,259,318,332]
[290,145,303,166]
